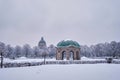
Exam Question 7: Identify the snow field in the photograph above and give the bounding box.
[0,64,120,80]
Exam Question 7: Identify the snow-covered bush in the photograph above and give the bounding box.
[106,57,113,63]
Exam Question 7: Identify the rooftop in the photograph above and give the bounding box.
[57,40,80,48]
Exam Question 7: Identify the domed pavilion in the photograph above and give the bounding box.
[56,40,80,60]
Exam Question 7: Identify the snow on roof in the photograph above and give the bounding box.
[57,39,80,48]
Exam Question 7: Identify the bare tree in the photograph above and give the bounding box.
[41,48,49,64]
[0,42,5,68]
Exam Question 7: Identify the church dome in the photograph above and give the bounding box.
[39,37,46,44]
[57,40,80,48]
[38,37,46,49]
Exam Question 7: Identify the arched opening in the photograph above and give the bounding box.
[62,51,66,60]
[76,51,80,60]
[69,51,74,60]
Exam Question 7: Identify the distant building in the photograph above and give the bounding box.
[38,37,47,49]
[38,37,80,60]
[56,40,80,60]
[38,37,49,58]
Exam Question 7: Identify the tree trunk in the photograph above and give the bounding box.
[44,55,46,64]
[1,52,3,68]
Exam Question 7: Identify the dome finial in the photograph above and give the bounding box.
[41,37,44,41]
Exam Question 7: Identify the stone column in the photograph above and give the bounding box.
[66,50,69,60]
[56,50,62,60]
[74,51,77,60]
[76,50,80,60]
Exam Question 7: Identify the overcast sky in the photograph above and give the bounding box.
[0,0,120,47]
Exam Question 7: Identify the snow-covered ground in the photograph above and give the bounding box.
[3,57,56,63]
[3,57,107,63]
[81,56,105,61]
[0,64,120,80]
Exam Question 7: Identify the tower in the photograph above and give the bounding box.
[38,37,46,49]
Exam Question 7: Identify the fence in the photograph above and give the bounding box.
[0,60,120,68]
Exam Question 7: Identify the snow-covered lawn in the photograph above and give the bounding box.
[3,57,106,63]
[3,57,57,63]
[0,64,120,80]
[3,57,120,64]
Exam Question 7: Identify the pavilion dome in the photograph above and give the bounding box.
[57,40,80,48]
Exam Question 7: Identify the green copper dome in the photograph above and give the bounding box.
[57,40,80,48]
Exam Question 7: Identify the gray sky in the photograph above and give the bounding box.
[0,0,120,47]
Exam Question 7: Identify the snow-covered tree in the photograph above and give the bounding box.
[0,42,5,68]
[48,44,56,58]
[110,41,118,57]
[22,44,32,58]
[33,46,41,58]
[113,42,120,58]
[5,45,15,59]
[80,45,92,57]
[0,42,5,55]
[14,45,22,58]
[81,41,120,58]
[0,40,120,59]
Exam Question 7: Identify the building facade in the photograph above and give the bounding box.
[38,37,49,57]
[38,37,47,49]
[56,40,80,60]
